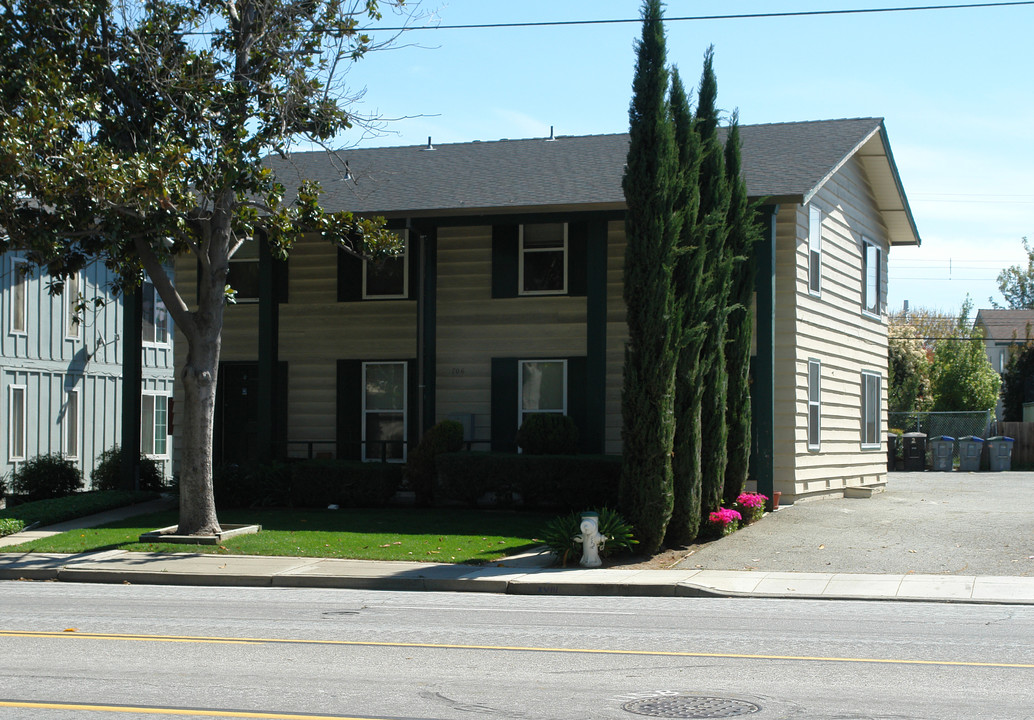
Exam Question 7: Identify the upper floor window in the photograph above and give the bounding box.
[9,258,27,334]
[142,282,169,344]
[227,240,260,303]
[363,231,408,299]
[65,271,81,340]
[519,223,567,295]
[808,205,822,296]
[862,238,882,317]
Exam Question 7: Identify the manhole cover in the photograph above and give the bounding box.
[622,695,760,718]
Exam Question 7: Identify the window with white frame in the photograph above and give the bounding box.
[808,205,822,296]
[807,359,821,451]
[862,239,882,316]
[362,362,406,461]
[141,393,168,456]
[9,385,26,460]
[519,223,567,295]
[63,388,79,459]
[142,282,169,344]
[519,359,567,428]
[65,272,81,340]
[363,231,408,299]
[862,371,881,449]
[10,258,27,334]
[227,240,260,303]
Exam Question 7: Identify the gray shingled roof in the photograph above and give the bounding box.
[976,309,1034,343]
[265,118,917,243]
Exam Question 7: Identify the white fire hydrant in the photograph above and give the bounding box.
[574,512,605,567]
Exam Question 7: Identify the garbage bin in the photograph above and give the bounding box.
[930,435,955,471]
[958,436,984,472]
[986,436,1015,471]
[902,432,927,471]
[886,432,900,471]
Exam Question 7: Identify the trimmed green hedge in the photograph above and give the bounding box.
[0,490,159,529]
[214,459,404,510]
[0,518,26,537]
[435,452,621,509]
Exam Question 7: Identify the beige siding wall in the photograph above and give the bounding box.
[777,155,890,501]
[435,225,587,444]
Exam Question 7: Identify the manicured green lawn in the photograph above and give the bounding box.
[1,507,554,564]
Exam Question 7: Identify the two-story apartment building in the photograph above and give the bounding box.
[174,117,920,503]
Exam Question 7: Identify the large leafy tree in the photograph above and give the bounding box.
[0,0,405,535]
[888,322,934,415]
[620,0,681,554]
[1001,339,1034,421]
[930,300,1001,416]
[994,237,1034,309]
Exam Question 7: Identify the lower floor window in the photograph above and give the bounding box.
[9,385,25,460]
[519,359,567,428]
[64,389,79,459]
[363,362,406,461]
[142,394,168,456]
[862,371,882,448]
[808,359,821,451]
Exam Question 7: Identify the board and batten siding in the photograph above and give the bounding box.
[778,154,890,501]
[2,252,173,485]
[435,225,587,446]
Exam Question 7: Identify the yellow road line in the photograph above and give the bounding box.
[0,701,385,719]
[2,629,1032,669]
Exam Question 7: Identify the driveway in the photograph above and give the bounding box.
[673,471,1034,577]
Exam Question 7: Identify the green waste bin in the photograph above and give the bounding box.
[930,436,955,471]
[902,432,927,471]
[986,436,1015,471]
[957,436,983,472]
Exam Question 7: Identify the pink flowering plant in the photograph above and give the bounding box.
[708,507,742,536]
[735,492,768,524]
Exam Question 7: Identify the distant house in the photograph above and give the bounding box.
[174,117,920,504]
[975,308,1034,419]
[1,253,175,486]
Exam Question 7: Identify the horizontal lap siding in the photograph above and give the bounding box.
[780,156,890,500]
[436,226,586,445]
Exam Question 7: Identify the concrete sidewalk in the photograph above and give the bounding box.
[3,473,1034,603]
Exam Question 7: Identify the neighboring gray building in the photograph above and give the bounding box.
[975,308,1034,419]
[1,253,175,486]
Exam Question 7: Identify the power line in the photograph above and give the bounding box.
[363,2,1034,32]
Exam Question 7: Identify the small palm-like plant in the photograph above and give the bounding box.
[540,507,638,566]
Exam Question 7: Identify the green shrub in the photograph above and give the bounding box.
[407,420,464,505]
[517,414,579,455]
[213,462,292,509]
[435,453,621,509]
[0,518,25,537]
[91,446,166,492]
[0,474,7,501]
[215,460,403,509]
[10,454,83,501]
[540,507,638,566]
[0,490,157,528]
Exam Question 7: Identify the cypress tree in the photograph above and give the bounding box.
[694,47,734,527]
[665,68,709,546]
[722,115,762,506]
[620,0,681,554]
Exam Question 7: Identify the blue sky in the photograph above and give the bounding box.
[340,0,1034,316]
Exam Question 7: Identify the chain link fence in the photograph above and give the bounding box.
[888,410,993,468]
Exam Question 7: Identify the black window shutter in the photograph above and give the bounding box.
[491,225,519,298]
[490,357,519,452]
[567,222,588,297]
[275,258,289,303]
[337,249,363,302]
[336,359,363,460]
[406,233,421,300]
[566,356,590,453]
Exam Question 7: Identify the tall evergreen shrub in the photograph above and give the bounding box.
[619,0,681,554]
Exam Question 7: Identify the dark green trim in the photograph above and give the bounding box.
[567,221,588,297]
[417,226,437,436]
[407,357,420,455]
[406,232,421,301]
[257,238,280,461]
[566,355,589,453]
[750,204,778,501]
[337,248,363,302]
[584,218,609,454]
[120,287,142,491]
[400,209,626,228]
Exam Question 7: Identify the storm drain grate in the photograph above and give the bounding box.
[622,695,761,718]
